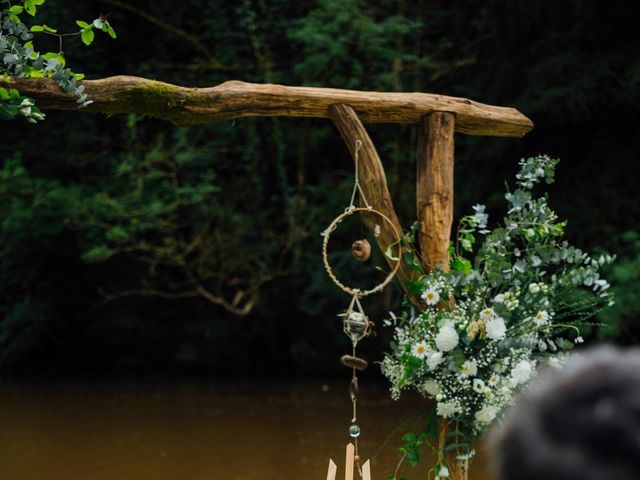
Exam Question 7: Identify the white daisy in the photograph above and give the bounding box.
[411,341,431,359]
[480,308,495,321]
[488,374,500,387]
[533,310,549,326]
[422,287,440,306]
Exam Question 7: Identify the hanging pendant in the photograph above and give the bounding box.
[342,295,372,345]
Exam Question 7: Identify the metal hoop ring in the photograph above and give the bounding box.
[322,207,402,297]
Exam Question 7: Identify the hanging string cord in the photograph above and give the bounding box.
[351,341,364,479]
[348,140,372,211]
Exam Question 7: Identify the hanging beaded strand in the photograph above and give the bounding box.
[321,139,402,480]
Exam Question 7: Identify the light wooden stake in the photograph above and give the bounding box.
[327,459,337,480]
[326,444,372,480]
[345,442,355,480]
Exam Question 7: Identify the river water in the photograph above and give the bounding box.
[0,377,494,479]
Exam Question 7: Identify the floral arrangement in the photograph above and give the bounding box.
[381,155,614,476]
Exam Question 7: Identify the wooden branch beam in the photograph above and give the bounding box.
[5,76,533,136]
[328,104,422,306]
[417,112,455,273]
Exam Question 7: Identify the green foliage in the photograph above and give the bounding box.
[597,232,640,339]
[0,0,116,116]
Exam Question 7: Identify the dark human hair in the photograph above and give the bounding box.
[492,346,640,480]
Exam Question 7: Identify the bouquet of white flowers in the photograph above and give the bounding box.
[381,155,614,477]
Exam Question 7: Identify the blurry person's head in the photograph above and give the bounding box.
[492,346,640,480]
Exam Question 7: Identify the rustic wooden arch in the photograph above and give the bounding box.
[6,76,533,479]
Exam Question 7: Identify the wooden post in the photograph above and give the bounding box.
[329,103,422,306]
[416,112,455,273]
[417,112,464,479]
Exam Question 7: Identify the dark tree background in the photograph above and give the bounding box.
[0,0,638,373]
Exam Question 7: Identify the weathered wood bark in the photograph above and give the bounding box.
[4,76,533,136]
[328,104,422,306]
[417,112,455,273]
[418,113,466,480]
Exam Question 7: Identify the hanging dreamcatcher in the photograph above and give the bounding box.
[321,140,402,480]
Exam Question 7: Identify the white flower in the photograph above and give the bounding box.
[533,310,549,326]
[485,316,507,340]
[422,287,440,306]
[411,341,431,359]
[472,204,488,230]
[492,362,506,373]
[575,336,584,344]
[511,360,533,385]
[437,466,450,479]
[435,325,459,352]
[475,405,498,424]
[528,283,541,294]
[473,378,486,393]
[493,293,505,304]
[423,380,441,396]
[480,308,495,320]
[436,402,460,418]
[348,311,364,322]
[460,359,478,377]
[488,374,499,387]
[548,356,564,369]
[427,351,445,370]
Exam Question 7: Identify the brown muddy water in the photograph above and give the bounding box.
[0,377,494,480]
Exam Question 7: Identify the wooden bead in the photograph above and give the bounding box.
[354,455,361,463]
[341,354,368,371]
[351,239,371,261]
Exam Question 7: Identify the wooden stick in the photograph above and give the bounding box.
[345,443,355,480]
[326,459,337,480]
[416,112,456,273]
[329,104,422,306]
[362,460,372,480]
[4,76,533,136]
